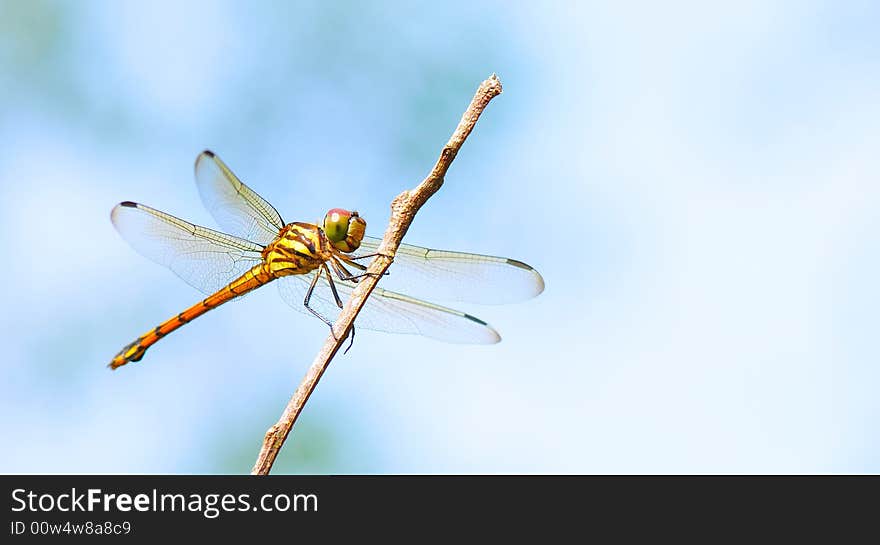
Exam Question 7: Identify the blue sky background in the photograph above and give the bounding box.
[1,0,878,473]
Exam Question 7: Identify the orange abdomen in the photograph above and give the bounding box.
[109,264,272,369]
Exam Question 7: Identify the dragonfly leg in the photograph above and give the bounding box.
[343,325,355,354]
[338,252,392,279]
[331,256,387,283]
[323,264,344,309]
[348,252,393,261]
[324,264,357,352]
[342,259,368,271]
[343,252,393,270]
[305,265,357,350]
[303,266,335,330]
[329,258,361,282]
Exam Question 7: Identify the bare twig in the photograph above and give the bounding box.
[251,74,503,475]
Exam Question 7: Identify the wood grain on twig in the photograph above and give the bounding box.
[251,74,503,475]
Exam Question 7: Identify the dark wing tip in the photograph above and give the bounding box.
[506,258,545,297]
[194,150,216,173]
[463,313,502,343]
[463,313,489,326]
[111,201,141,225]
[506,258,535,271]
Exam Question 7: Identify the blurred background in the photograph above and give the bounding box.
[1,0,878,473]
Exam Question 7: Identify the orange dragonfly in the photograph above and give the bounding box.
[109,150,544,369]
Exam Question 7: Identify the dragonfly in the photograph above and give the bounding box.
[109,150,544,369]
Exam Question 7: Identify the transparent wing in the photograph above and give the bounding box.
[276,272,500,344]
[194,150,285,245]
[354,236,545,305]
[111,201,264,295]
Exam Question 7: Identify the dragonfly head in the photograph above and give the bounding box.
[323,208,366,252]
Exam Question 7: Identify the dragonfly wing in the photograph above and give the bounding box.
[111,201,264,295]
[354,236,544,305]
[194,150,285,245]
[276,273,500,344]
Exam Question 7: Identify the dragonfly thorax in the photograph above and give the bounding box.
[262,222,335,277]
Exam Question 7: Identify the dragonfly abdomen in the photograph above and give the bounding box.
[108,264,273,369]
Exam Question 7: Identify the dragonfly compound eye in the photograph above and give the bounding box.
[324,209,366,252]
[324,208,353,243]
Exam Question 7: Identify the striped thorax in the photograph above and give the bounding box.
[262,222,335,278]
